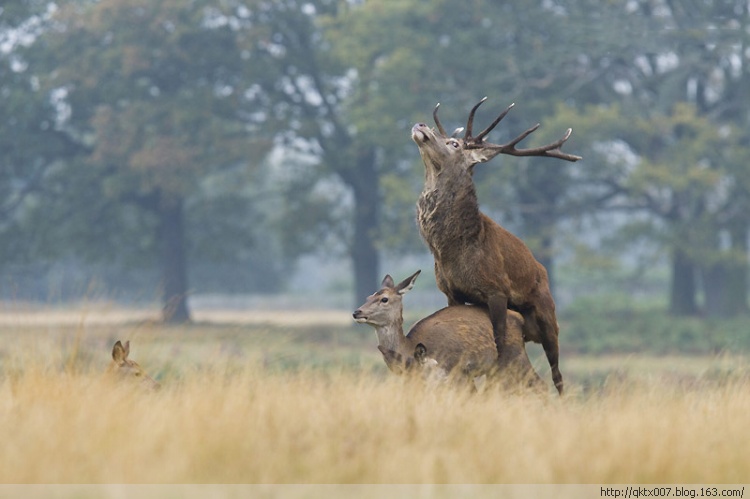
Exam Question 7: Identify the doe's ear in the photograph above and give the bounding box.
[112,340,130,362]
[414,343,428,362]
[396,270,421,295]
[381,274,395,289]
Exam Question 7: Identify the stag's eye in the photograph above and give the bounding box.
[447,139,460,149]
[380,297,389,303]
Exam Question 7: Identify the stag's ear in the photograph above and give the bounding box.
[381,274,395,289]
[396,270,421,295]
[467,147,502,165]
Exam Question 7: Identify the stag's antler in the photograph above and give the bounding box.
[465,97,515,142]
[465,97,581,162]
[434,97,582,162]
[432,103,447,137]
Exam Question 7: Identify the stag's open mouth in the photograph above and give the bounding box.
[411,123,430,143]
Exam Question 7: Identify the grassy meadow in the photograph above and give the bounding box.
[0,303,749,484]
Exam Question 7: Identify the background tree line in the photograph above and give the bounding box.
[1,0,749,322]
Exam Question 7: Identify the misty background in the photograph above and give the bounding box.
[1,0,749,327]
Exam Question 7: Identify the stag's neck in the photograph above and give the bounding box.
[373,318,411,355]
[418,172,482,249]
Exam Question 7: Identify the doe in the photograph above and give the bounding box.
[107,340,160,390]
[353,270,545,390]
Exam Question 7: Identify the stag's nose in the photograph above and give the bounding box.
[412,123,430,142]
[352,310,361,319]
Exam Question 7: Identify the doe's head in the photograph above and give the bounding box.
[107,340,160,391]
[352,270,421,328]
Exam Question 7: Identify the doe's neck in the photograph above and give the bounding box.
[373,317,409,354]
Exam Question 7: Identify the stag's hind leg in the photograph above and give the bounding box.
[523,306,563,395]
[496,312,546,392]
[540,329,563,395]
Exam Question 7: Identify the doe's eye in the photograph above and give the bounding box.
[380,297,389,303]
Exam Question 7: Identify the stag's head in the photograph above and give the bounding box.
[411,97,581,177]
[107,340,160,391]
[352,270,421,328]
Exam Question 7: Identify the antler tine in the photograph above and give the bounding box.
[504,123,542,148]
[432,103,447,137]
[487,126,582,162]
[463,96,488,140]
[474,102,515,142]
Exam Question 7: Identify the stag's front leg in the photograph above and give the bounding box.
[487,293,509,358]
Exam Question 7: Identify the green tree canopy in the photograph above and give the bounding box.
[22,0,276,321]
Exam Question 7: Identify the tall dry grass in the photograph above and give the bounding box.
[0,309,748,484]
[1,360,749,483]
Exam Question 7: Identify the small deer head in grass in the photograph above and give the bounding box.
[107,340,160,391]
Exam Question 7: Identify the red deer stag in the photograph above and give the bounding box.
[411,98,581,394]
[353,270,545,390]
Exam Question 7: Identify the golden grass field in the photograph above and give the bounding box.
[0,304,749,485]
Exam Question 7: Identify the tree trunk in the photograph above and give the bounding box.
[702,261,726,318]
[723,223,749,316]
[704,224,749,317]
[516,162,560,295]
[348,147,380,307]
[157,194,191,323]
[670,247,699,316]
